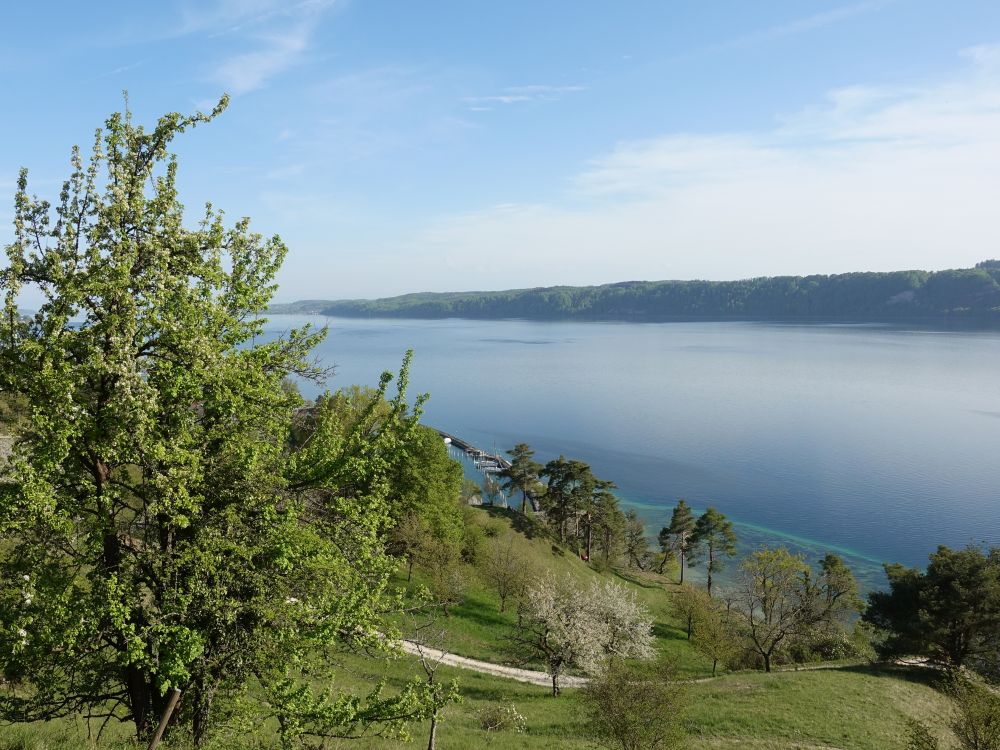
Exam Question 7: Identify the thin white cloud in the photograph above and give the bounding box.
[373,45,1000,291]
[193,0,337,94]
[464,84,585,109]
[709,0,893,53]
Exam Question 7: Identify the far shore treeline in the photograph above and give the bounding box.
[272,261,1000,322]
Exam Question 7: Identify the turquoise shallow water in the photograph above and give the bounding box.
[264,315,1000,589]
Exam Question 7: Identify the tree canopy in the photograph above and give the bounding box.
[0,100,446,746]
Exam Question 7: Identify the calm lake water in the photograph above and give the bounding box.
[266,315,1000,589]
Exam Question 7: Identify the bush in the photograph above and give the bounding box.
[477,702,527,734]
[583,658,686,750]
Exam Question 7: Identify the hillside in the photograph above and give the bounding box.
[270,262,1000,323]
[0,506,961,750]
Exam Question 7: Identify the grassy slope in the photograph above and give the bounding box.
[0,506,960,749]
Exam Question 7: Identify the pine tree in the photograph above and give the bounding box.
[688,507,738,596]
[660,499,696,581]
[500,442,542,514]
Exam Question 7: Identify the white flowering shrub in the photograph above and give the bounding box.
[513,573,654,695]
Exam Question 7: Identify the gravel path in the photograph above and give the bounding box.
[399,640,587,688]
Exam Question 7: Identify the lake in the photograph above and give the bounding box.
[265,315,1000,589]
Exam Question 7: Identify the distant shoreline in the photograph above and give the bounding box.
[269,263,1000,325]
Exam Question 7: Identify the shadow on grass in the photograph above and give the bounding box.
[476,504,553,540]
[652,620,691,643]
[611,569,665,590]
[833,662,947,689]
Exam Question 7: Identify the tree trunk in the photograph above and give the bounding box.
[585,519,593,560]
[191,679,216,747]
[127,668,154,742]
[706,543,715,596]
[679,548,685,584]
[426,711,438,750]
[686,614,693,640]
[712,658,718,677]
[551,672,560,697]
[407,556,414,582]
[520,491,527,514]
[763,652,771,673]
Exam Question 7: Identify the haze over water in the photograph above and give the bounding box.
[268,315,1000,588]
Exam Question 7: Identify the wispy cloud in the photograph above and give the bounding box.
[183,0,338,94]
[464,84,585,111]
[708,0,893,54]
[377,45,1000,290]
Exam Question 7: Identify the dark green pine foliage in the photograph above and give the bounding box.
[688,507,738,596]
[865,545,1000,673]
[500,442,542,514]
[660,499,696,581]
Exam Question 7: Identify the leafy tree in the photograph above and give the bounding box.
[390,424,464,545]
[0,101,446,745]
[511,574,654,696]
[390,513,430,581]
[623,509,650,570]
[735,548,811,672]
[948,677,1000,750]
[691,596,739,677]
[501,443,542,514]
[660,500,695,582]
[735,547,862,672]
[420,537,467,617]
[688,507,737,596]
[482,535,532,613]
[583,658,687,750]
[865,545,1000,672]
[672,583,711,641]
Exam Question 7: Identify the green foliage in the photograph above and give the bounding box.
[0,102,448,746]
[736,548,863,672]
[688,507,738,595]
[658,499,695,579]
[500,443,542,514]
[865,545,1000,673]
[905,718,941,750]
[583,658,687,750]
[948,677,1000,750]
[298,265,1000,322]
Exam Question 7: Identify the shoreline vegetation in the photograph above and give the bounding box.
[270,260,1000,323]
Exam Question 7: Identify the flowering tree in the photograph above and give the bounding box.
[0,101,446,746]
[511,574,654,696]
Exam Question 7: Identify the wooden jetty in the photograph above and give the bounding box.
[433,427,542,513]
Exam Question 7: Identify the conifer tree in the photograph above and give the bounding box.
[501,442,542,514]
[688,507,738,595]
[660,499,696,581]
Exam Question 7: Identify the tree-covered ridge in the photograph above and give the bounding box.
[273,263,1000,321]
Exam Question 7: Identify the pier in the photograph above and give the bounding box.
[433,427,542,513]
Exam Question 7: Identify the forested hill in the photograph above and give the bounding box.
[272,261,1000,322]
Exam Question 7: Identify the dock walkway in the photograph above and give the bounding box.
[432,427,542,513]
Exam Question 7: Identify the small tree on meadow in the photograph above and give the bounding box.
[584,658,687,750]
[511,574,654,696]
[483,536,532,613]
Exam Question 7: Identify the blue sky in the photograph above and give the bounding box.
[3,1,1000,302]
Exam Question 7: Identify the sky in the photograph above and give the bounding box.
[3,1,1000,303]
